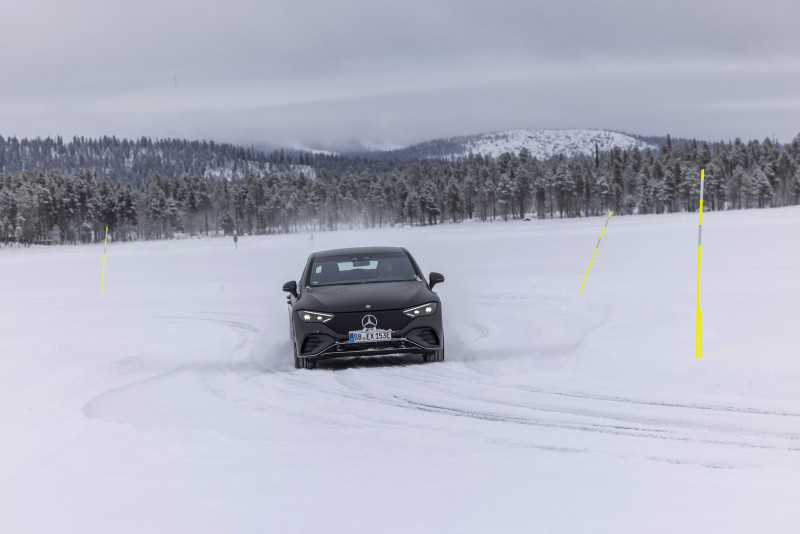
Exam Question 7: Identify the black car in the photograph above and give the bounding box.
[282,246,445,369]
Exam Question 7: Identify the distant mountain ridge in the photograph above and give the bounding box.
[0,129,682,182]
[371,128,659,161]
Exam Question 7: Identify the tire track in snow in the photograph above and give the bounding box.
[82,311,800,468]
[301,355,800,466]
[516,386,800,418]
[389,395,800,454]
[83,314,264,422]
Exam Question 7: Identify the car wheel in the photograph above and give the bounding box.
[293,339,317,369]
[423,346,445,363]
[292,340,303,369]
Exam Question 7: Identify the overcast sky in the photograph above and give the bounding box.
[2,0,798,150]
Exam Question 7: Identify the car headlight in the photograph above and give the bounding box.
[298,310,335,323]
[403,302,437,318]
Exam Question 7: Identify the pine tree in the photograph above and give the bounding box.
[751,168,773,208]
[793,168,800,204]
[730,165,746,210]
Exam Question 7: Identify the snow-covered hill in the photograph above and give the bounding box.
[461,128,656,159]
[390,128,658,160]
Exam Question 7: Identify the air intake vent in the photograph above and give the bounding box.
[416,328,439,346]
[302,335,324,354]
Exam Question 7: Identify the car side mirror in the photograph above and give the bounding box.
[282,280,298,298]
[429,272,445,289]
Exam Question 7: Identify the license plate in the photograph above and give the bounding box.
[349,329,392,342]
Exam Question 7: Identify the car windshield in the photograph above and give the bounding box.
[309,252,419,286]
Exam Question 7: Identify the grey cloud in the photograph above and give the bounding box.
[1,0,798,147]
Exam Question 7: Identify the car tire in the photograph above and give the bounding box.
[294,353,317,369]
[423,346,445,363]
[292,341,302,369]
[293,338,318,370]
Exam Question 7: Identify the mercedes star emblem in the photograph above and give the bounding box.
[361,315,378,330]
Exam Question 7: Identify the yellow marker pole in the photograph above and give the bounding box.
[696,170,704,358]
[579,211,613,295]
[101,226,108,293]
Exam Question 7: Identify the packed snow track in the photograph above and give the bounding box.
[2,208,800,533]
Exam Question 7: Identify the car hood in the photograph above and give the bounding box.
[298,280,435,312]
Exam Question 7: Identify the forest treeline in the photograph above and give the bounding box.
[0,135,315,184]
[1,133,798,245]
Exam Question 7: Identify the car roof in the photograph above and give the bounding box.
[314,246,406,258]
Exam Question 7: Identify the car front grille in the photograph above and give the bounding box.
[326,310,413,334]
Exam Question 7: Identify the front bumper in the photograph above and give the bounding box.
[305,337,435,361]
[293,311,443,362]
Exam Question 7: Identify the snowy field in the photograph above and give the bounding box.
[2,207,800,533]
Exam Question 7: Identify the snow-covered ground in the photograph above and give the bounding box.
[1,207,799,533]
